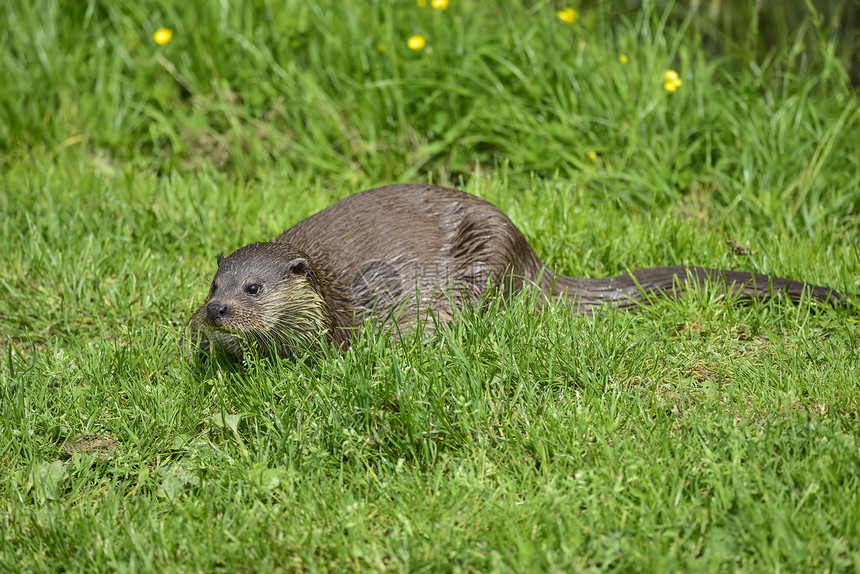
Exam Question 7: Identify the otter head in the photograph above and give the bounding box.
[192,242,333,359]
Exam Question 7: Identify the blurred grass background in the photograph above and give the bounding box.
[2,0,857,207]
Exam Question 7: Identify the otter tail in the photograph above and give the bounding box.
[546,265,846,313]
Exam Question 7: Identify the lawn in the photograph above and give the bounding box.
[1,0,859,571]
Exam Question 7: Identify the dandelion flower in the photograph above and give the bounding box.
[587,151,598,163]
[408,35,426,51]
[557,8,578,24]
[417,0,427,6]
[431,0,449,9]
[153,28,172,45]
[663,69,682,92]
[619,54,628,64]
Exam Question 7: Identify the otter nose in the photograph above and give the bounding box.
[206,302,229,321]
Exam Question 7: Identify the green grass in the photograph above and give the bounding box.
[1,0,859,571]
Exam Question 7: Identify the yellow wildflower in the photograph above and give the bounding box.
[619,54,628,64]
[153,28,172,45]
[417,0,427,6]
[431,0,449,9]
[587,151,598,163]
[407,35,426,51]
[152,28,173,46]
[557,8,578,24]
[663,69,682,92]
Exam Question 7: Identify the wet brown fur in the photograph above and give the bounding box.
[186,184,844,358]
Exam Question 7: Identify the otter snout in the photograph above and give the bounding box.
[206,302,229,322]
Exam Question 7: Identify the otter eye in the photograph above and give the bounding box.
[246,283,261,296]
[209,281,217,294]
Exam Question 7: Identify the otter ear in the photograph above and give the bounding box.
[217,255,225,268]
[285,257,309,276]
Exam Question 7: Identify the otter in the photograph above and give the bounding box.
[185,184,846,359]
